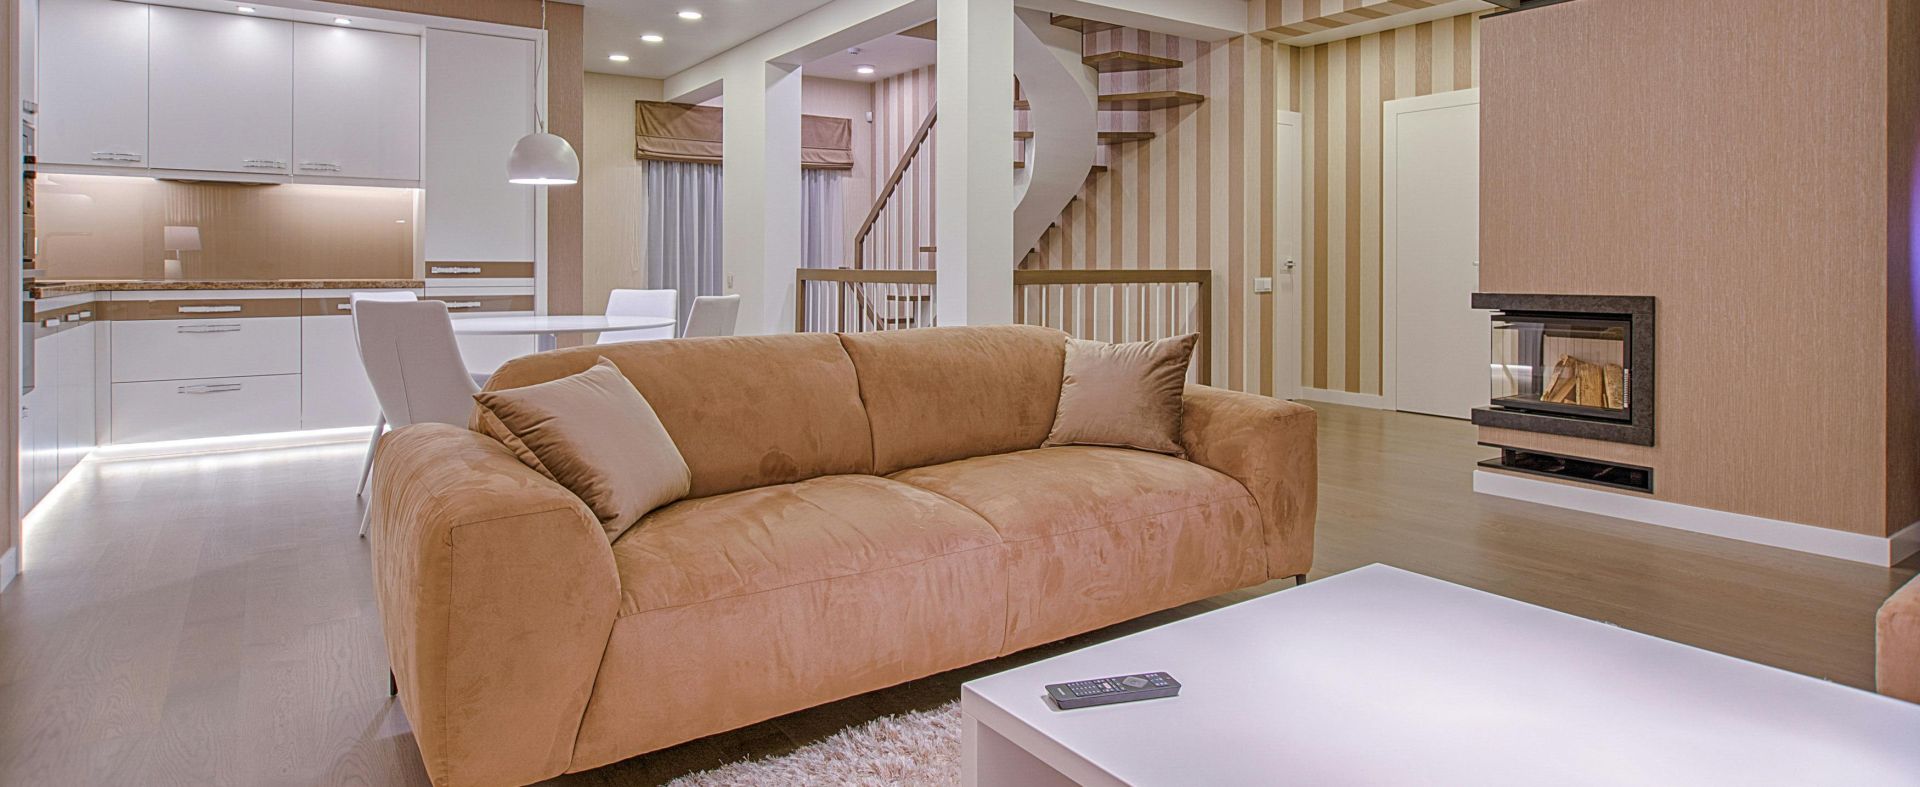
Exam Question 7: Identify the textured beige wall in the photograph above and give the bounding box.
[1479,0,1905,536]
[582,72,663,314]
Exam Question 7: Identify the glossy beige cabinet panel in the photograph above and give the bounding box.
[36,0,148,167]
[147,6,293,175]
[293,24,421,182]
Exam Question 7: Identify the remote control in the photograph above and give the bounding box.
[1045,672,1180,709]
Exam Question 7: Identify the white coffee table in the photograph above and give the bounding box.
[961,564,1920,786]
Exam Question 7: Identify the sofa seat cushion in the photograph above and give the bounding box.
[610,474,1004,617]
[889,446,1268,651]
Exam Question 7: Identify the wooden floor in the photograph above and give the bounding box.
[0,403,1911,785]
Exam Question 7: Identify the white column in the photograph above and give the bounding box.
[935,0,1015,325]
[722,61,803,335]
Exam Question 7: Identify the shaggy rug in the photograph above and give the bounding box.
[665,701,962,786]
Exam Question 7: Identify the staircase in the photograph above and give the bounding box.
[835,12,1209,330]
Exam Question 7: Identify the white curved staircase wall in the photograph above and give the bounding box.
[1012,10,1098,262]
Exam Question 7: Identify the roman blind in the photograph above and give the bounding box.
[635,101,853,170]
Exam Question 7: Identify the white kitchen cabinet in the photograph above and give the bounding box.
[294,24,421,182]
[111,315,301,383]
[424,29,536,261]
[36,0,148,167]
[112,374,301,444]
[57,322,97,478]
[148,6,293,175]
[300,289,418,430]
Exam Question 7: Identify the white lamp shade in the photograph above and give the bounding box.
[507,132,580,185]
[163,225,202,251]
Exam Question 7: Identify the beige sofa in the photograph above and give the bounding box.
[369,325,1317,786]
[1882,573,1920,703]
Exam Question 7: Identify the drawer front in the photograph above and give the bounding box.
[112,316,301,382]
[111,374,301,444]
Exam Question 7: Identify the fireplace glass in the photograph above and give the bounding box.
[1489,311,1631,422]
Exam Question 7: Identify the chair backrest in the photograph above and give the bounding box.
[348,290,419,355]
[353,299,480,429]
[598,288,677,343]
[683,294,742,338]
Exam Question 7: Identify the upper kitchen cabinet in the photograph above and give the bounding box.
[148,6,293,176]
[424,29,536,262]
[294,25,421,182]
[37,0,149,168]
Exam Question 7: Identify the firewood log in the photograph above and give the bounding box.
[1602,363,1625,409]
[1575,359,1605,407]
[1543,356,1578,403]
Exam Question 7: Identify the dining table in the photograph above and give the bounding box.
[450,314,677,352]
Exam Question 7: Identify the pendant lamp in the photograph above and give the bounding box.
[508,0,579,185]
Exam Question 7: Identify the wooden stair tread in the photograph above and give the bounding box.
[918,245,937,253]
[1014,130,1156,144]
[887,293,932,302]
[1099,90,1206,110]
[1050,14,1118,34]
[1083,51,1183,73]
[1014,99,1030,110]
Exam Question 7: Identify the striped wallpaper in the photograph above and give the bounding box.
[859,11,1481,397]
[1253,0,1460,39]
[1298,12,1479,394]
[1025,31,1296,396]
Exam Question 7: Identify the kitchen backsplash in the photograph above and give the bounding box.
[34,173,418,281]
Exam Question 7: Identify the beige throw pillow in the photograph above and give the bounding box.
[474,358,691,541]
[1044,334,1198,457]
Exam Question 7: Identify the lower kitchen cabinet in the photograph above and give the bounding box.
[111,374,303,443]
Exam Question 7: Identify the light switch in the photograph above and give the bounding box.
[1253,276,1274,294]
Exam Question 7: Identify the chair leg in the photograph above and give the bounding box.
[356,415,386,498]
[359,504,373,539]
[389,669,398,697]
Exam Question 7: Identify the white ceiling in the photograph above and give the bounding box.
[583,0,841,80]
[803,34,936,83]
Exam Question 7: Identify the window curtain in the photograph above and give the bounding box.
[643,160,724,327]
[799,169,845,332]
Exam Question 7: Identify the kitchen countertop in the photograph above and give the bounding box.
[33,279,427,297]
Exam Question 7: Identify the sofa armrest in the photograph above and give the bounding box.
[1880,573,1920,703]
[370,424,620,787]
[1180,385,1317,579]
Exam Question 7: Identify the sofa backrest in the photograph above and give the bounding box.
[838,325,1066,475]
[480,333,874,498]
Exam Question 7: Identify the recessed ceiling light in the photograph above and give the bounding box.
[236,5,256,13]
[608,53,630,62]
[333,17,351,25]
[677,10,702,20]
[855,65,876,75]
[641,33,664,43]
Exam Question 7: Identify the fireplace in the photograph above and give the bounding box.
[1470,294,1654,446]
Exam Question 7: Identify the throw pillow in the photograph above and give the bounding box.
[1043,333,1199,457]
[474,358,691,541]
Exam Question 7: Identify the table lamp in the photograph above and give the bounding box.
[163,225,200,280]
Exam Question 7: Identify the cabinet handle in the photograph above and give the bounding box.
[178,383,243,395]
[429,266,484,275]
[177,323,242,334]
[242,159,287,169]
[335,303,354,311]
[442,301,483,310]
[297,162,342,172]
[40,318,58,328]
[91,151,140,162]
[178,305,243,314]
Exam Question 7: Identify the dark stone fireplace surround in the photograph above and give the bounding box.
[1469,293,1656,447]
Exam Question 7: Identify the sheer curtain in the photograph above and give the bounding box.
[644,161,724,327]
[800,168,845,331]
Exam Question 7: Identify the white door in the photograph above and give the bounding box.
[37,0,149,167]
[1384,89,1481,419]
[293,23,421,181]
[148,6,293,175]
[1273,110,1303,400]
[423,29,537,262]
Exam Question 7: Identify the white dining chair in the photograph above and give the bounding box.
[353,299,483,537]
[598,288,678,343]
[350,291,418,500]
[683,294,743,338]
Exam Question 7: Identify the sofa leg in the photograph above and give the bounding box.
[1292,574,1307,586]
[389,670,398,697]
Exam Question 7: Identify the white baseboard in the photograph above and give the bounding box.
[0,547,16,593]
[1295,388,1391,410]
[1474,470,1920,567]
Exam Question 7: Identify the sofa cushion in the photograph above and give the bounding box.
[1045,334,1198,457]
[480,333,874,498]
[839,325,1067,475]
[474,358,691,541]
[610,474,1005,617]
[890,446,1268,650]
